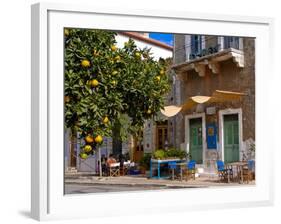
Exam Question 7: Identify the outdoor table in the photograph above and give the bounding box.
[150,158,183,179]
[225,161,248,183]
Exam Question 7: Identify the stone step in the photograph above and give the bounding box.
[65,167,78,173]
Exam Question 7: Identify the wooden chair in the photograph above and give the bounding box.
[168,162,177,180]
[183,160,196,181]
[241,160,255,183]
[216,160,233,182]
[109,162,120,177]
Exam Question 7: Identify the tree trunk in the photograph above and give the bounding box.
[112,120,122,156]
[70,128,77,167]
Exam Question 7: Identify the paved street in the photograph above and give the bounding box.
[65,183,194,194]
[64,174,255,194]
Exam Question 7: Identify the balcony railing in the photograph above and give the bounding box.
[185,36,242,62]
[188,44,220,60]
[172,36,244,77]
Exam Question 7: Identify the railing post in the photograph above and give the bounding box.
[217,36,224,51]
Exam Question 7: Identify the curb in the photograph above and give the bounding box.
[64,179,208,188]
[65,181,205,188]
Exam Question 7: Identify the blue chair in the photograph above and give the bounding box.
[248,160,255,171]
[242,160,255,183]
[248,159,255,180]
[183,160,196,181]
[216,160,233,182]
[168,162,177,180]
[188,160,196,170]
[216,160,225,171]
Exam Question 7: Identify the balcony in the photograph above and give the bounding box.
[172,47,244,77]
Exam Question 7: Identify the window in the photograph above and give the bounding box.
[224,36,240,49]
[191,35,202,55]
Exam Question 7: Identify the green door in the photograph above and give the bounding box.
[223,114,239,163]
[189,118,203,164]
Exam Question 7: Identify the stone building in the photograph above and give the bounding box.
[168,34,255,170]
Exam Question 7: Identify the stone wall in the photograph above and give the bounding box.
[174,35,186,63]
[171,36,186,148]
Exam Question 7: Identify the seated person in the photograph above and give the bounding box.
[106,154,117,167]
[107,154,120,176]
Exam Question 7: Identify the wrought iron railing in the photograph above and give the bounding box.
[174,35,242,61]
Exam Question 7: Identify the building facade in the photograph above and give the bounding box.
[169,35,255,170]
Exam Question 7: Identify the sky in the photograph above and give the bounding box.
[149,33,174,46]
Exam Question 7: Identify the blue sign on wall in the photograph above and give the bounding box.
[206,123,217,149]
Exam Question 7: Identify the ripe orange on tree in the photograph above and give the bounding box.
[103,116,109,124]
[81,59,90,67]
[135,52,141,58]
[111,45,117,51]
[155,76,161,82]
[85,135,94,143]
[95,135,103,144]
[84,145,92,153]
[90,79,99,87]
[111,80,117,86]
[114,55,121,61]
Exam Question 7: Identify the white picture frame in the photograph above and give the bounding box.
[31,2,274,221]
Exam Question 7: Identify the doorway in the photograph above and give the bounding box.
[219,108,243,163]
[189,118,203,164]
[133,131,144,162]
[156,120,168,150]
[223,114,239,163]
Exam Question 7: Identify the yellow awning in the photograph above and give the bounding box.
[181,96,211,111]
[160,105,182,117]
[209,90,245,103]
[161,90,245,117]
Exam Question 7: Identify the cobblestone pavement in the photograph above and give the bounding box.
[65,173,255,194]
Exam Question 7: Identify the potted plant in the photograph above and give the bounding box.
[153,150,166,160]
[249,142,255,159]
[152,148,188,160]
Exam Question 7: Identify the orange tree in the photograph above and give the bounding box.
[64,28,171,158]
